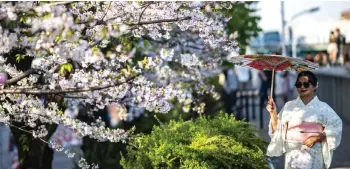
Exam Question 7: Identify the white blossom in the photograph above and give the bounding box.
[160,48,174,61]
[0,2,239,167]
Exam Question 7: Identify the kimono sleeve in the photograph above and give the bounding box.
[322,105,342,168]
[266,106,285,157]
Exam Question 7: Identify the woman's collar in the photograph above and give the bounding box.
[296,96,319,106]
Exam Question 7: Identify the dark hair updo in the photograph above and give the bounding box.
[295,71,318,89]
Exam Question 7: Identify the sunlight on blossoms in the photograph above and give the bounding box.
[0,1,241,168]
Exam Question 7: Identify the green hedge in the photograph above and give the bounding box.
[121,113,269,169]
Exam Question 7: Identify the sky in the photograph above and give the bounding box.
[257,1,350,31]
[256,1,350,44]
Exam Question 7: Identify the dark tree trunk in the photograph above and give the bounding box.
[10,122,57,169]
[3,42,65,169]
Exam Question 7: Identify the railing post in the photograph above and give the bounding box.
[238,90,243,120]
[245,90,250,122]
[260,95,264,129]
[252,89,257,120]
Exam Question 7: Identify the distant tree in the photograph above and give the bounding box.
[223,2,262,54]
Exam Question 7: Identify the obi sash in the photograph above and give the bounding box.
[285,121,324,142]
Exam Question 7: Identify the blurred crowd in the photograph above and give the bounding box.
[219,64,297,121]
[306,28,349,69]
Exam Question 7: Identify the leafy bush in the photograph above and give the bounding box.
[74,106,192,169]
[121,113,269,169]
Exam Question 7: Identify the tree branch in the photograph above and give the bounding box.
[0,75,137,95]
[138,2,153,24]
[5,69,38,86]
[83,16,191,49]
[141,35,165,43]
[47,1,73,6]
[130,16,192,26]
[63,95,88,99]
[81,16,191,28]
[86,39,103,49]
[186,44,205,50]
[100,2,112,22]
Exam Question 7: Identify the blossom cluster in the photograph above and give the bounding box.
[0,1,238,168]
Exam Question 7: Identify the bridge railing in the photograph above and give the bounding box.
[313,67,350,123]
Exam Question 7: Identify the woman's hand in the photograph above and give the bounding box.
[303,132,327,148]
[303,136,319,148]
[266,96,277,115]
[266,96,278,132]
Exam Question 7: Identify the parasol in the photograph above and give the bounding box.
[229,54,319,97]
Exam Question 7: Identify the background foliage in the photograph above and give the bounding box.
[224,2,261,55]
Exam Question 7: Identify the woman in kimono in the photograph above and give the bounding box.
[266,71,342,169]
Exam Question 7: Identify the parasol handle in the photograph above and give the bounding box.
[270,68,275,97]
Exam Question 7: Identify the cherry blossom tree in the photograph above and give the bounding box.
[0,1,238,168]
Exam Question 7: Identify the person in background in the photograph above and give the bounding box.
[259,70,275,125]
[236,65,251,90]
[335,28,346,65]
[9,133,20,169]
[219,68,238,115]
[344,53,350,70]
[275,71,292,107]
[313,53,321,65]
[314,52,329,67]
[107,103,128,127]
[328,31,338,66]
[320,52,330,67]
[305,52,314,63]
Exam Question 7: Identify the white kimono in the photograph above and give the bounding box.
[267,96,342,169]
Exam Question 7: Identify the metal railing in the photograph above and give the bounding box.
[235,89,262,124]
[313,67,350,123]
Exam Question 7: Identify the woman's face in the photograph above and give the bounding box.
[296,76,315,97]
[314,55,320,62]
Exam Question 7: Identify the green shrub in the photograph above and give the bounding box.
[121,113,269,169]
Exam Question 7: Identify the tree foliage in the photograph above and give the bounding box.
[224,2,261,54]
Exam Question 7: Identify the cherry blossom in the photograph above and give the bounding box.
[0,1,239,168]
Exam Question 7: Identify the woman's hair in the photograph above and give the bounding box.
[295,71,318,87]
